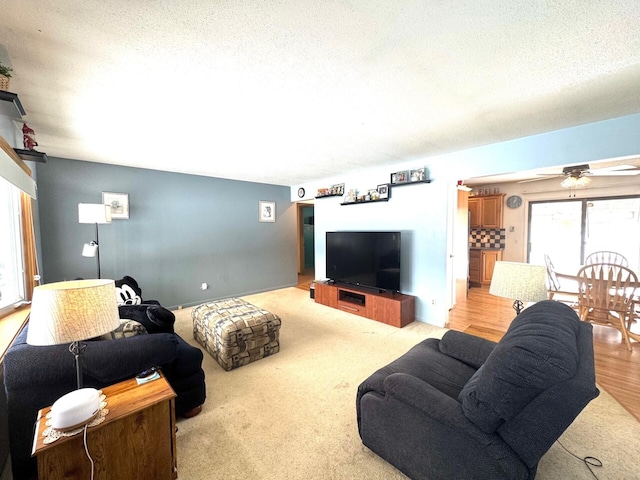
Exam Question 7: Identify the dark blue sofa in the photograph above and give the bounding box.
[4,321,206,480]
[356,300,599,480]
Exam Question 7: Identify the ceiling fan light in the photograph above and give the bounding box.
[560,175,591,188]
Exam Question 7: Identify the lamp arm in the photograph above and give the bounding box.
[69,341,87,389]
[513,299,524,315]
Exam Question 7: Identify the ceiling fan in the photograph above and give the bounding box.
[519,163,640,187]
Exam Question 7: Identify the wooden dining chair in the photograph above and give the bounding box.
[576,263,638,351]
[544,254,580,306]
[584,251,628,267]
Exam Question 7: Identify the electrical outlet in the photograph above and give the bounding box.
[201,283,209,290]
[431,298,436,306]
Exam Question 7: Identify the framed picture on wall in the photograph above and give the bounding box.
[377,183,390,199]
[102,192,129,219]
[259,201,276,222]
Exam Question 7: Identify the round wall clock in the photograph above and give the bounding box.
[297,187,305,198]
[506,195,522,208]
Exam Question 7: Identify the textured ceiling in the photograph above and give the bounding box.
[1,1,639,186]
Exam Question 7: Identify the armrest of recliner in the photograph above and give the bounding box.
[438,330,496,369]
[383,372,495,444]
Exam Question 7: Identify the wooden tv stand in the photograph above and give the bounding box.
[314,282,415,328]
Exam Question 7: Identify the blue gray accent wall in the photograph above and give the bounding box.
[35,158,297,309]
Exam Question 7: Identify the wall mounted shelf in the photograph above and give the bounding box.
[390,179,432,187]
[340,197,389,206]
[315,193,343,199]
[0,91,26,118]
[14,148,48,163]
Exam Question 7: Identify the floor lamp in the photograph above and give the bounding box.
[489,261,548,315]
[79,203,112,279]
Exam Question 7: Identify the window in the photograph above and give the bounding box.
[528,195,640,271]
[0,176,25,314]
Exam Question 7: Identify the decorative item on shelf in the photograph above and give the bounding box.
[102,191,129,219]
[377,184,390,199]
[22,123,37,150]
[259,200,276,222]
[26,279,120,430]
[343,189,357,203]
[316,183,344,198]
[391,170,409,185]
[330,183,344,195]
[489,261,548,315]
[0,61,12,91]
[78,203,112,278]
[410,167,426,182]
[391,167,431,186]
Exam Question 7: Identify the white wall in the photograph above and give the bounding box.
[291,114,640,327]
[311,166,449,325]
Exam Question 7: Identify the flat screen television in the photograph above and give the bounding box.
[325,231,401,292]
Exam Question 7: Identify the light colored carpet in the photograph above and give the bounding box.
[173,287,640,479]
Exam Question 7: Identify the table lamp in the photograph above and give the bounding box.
[489,261,548,315]
[27,279,120,430]
[79,203,112,278]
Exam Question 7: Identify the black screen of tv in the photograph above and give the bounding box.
[326,231,401,292]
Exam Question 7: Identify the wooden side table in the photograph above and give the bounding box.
[32,374,177,480]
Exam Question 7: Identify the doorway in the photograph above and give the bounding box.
[297,203,315,289]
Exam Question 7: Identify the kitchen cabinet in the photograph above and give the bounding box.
[468,194,504,228]
[469,249,503,286]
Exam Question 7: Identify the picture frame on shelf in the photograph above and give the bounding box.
[330,183,344,195]
[410,167,427,182]
[391,170,409,185]
[259,201,276,222]
[377,184,389,199]
[102,192,129,219]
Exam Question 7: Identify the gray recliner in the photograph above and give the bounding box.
[356,300,599,480]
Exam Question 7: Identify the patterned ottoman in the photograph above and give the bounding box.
[192,298,281,371]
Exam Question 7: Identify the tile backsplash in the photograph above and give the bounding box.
[469,228,505,249]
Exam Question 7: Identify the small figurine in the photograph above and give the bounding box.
[23,123,38,150]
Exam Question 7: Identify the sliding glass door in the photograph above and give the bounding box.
[529,200,583,271]
[529,196,640,272]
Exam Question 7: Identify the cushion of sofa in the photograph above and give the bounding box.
[118,304,175,334]
[100,319,147,340]
[458,300,580,433]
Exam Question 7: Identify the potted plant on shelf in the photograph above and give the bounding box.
[0,62,13,91]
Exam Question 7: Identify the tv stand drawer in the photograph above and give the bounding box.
[338,301,366,317]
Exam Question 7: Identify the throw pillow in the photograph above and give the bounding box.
[100,319,148,340]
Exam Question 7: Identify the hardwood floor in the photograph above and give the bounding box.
[448,286,640,422]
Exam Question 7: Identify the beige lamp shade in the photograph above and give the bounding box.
[27,279,120,346]
[78,203,112,224]
[489,262,548,303]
